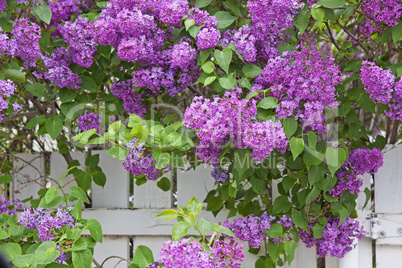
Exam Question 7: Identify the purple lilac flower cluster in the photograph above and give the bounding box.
[253,45,342,133]
[186,7,220,50]
[360,61,402,121]
[42,47,82,89]
[277,214,293,228]
[123,137,170,181]
[360,61,395,104]
[0,197,22,216]
[159,0,188,27]
[6,19,42,68]
[360,0,402,36]
[59,17,98,68]
[211,167,229,183]
[184,88,288,165]
[19,207,75,263]
[221,25,257,62]
[223,212,275,248]
[246,0,304,60]
[112,81,146,117]
[158,238,244,267]
[0,80,17,122]
[48,0,83,24]
[330,148,383,197]
[299,216,365,258]
[77,110,102,133]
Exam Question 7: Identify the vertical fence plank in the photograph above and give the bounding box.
[374,145,402,268]
[177,165,214,207]
[92,150,130,208]
[133,235,171,260]
[92,236,130,268]
[134,172,172,209]
[50,151,85,195]
[12,153,46,204]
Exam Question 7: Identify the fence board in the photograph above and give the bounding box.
[133,235,171,260]
[12,153,46,204]
[92,150,130,209]
[134,172,172,209]
[177,165,215,207]
[93,236,130,268]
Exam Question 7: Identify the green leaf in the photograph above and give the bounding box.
[264,223,283,238]
[0,175,12,185]
[45,116,63,139]
[93,170,106,187]
[189,24,203,39]
[45,187,58,204]
[150,125,165,137]
[85,154,99,167]
[363,187,371,209]
[293,10,310,34]
[292,210,308,231]
[257,97,278,109]
[25,115,46,129]
[245,92,259,100]
[32,3,52,24]
[184,19,195,31]
[128,114,142,127]
[197,49,211,66]
[214,47,232,74]
[308,165,326,185]
[284,241,297,264]
[204,76,216,86]
[201,61,215,74]
[0,229,10,240]
[358,92,376,113]
[312,223,325,238]
[212,223,235,237]
[307,131,317,150]
[219,74,235,89]
[206,196,223,212]
[272,196,292,213]
[172,221,191,241]
[79,75,98,92]
[289,137,304,160]
[71,186,90,204]
[214,11,237,29]
[156,209,178,220]
[0,243,22,261]
[72,249,92,268]
[59,88,77,102]
[155,152,170,169]
[35,241,60,265]
[392,21,402,43]
[197,218,213,233]
[326,147,347,176]
[133,246,154,268]
[242,63,262,78]
[12,254,34,268]
[108,146,128,160]
[187,196,202,216]
[195,0,212,8]
[26,83,47,98]
[233,150,252,183]
[224,0,241,16]
[282,118,298,139]
[316,0,345,8]
[3,68,25,83]
[157,177,171,191]
[86,219,103,243]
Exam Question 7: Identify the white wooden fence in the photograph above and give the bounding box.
[7,145,402,268]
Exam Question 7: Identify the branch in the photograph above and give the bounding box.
[0,112,41,123]
[337,22,371,58]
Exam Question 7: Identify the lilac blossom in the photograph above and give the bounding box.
[77,110,102,133]
[196,27,221,50]
[330,148,383,197]
[12,102,23,115]
[211,167,229,183]
[253,46,341,133]
[48,0,82,24]
[112,81,146,117]
[386,79,402,121]
[59,17,98,68]
[7,19,42,68]
[123,137,170,181]
[360,61,395,105]
[0,80,16,122]
[187,7,218,29]
[224,212,275,248]
[0,0,6,12]
[158,238,244,267]
[277,214,293,228]
[0,197,22,216]
[222,25,257,62]
[184,88,288,165]
[42,47,82,89]
[299,216,365,258]
[159,0,188,27]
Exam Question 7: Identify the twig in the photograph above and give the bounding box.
[337,22,370,58]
